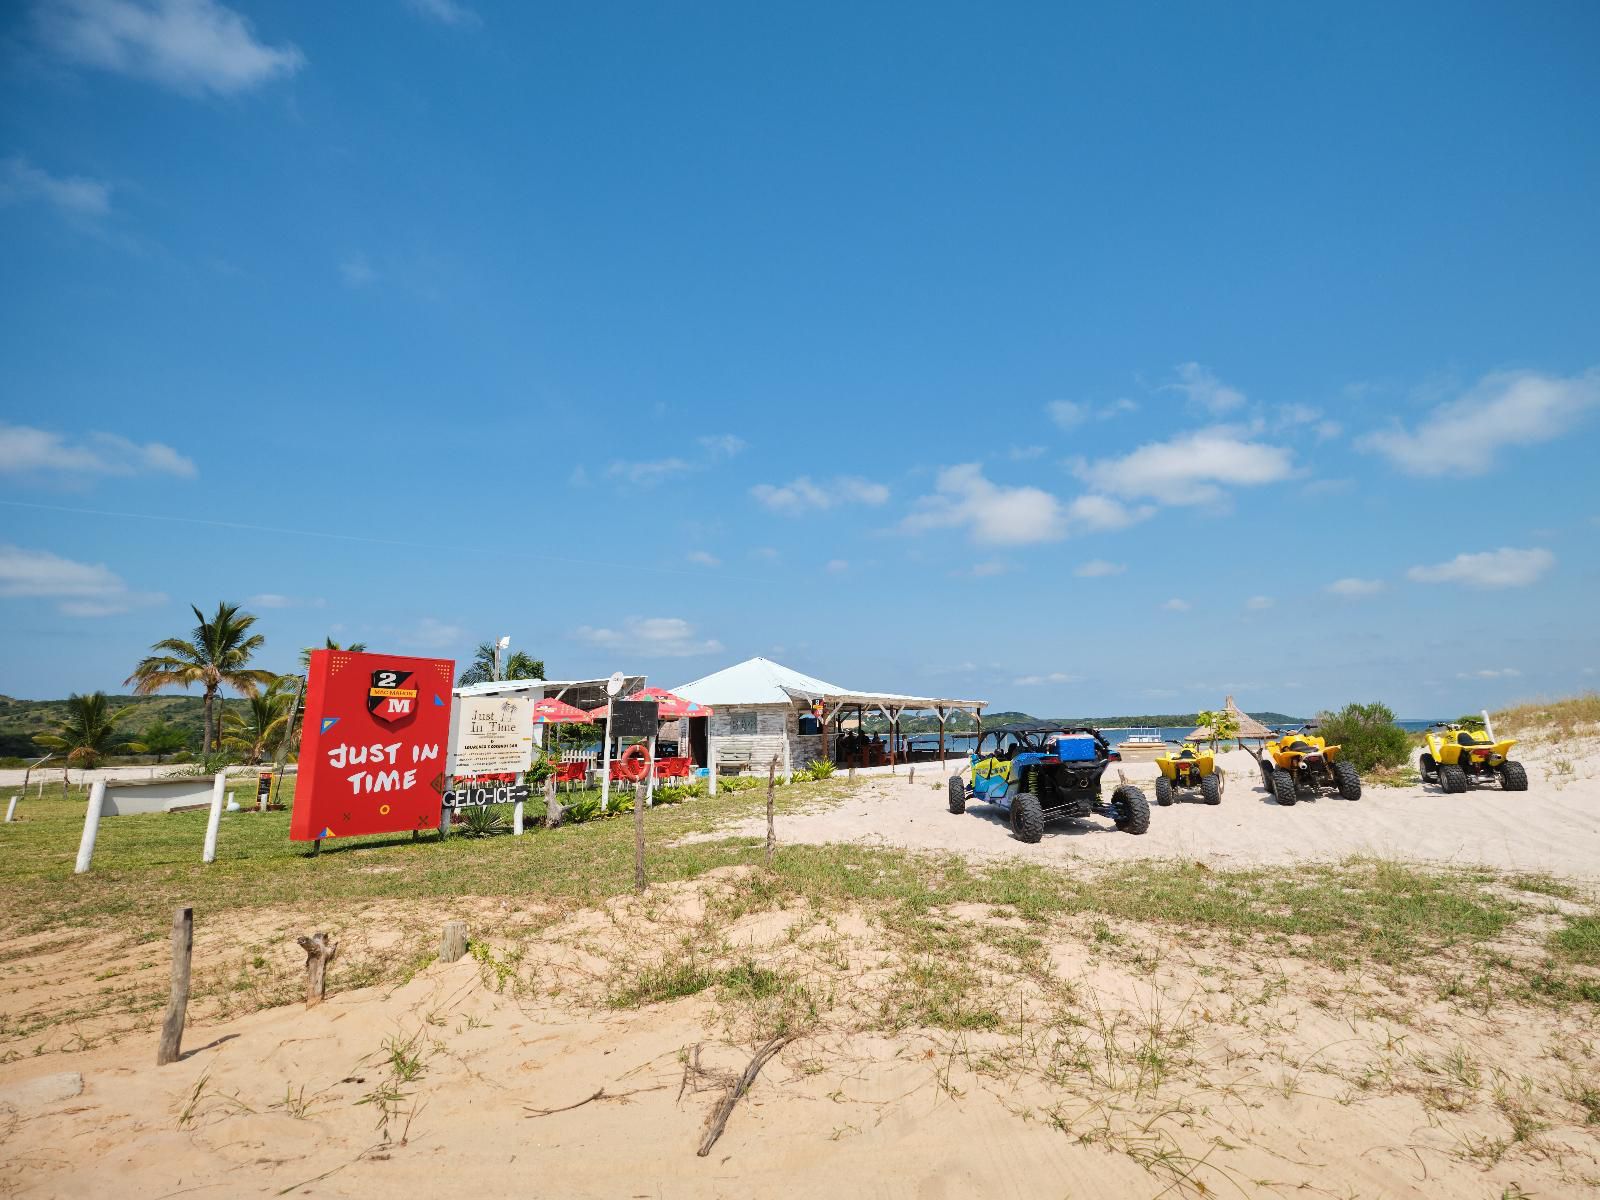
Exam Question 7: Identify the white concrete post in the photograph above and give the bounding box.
[783,733,793,784]
[74,780,107,874]
[513,797,525,836]
[5,795,17,822]
[707,734,718,796]
[202,772,226,864]
[600,700,613,813]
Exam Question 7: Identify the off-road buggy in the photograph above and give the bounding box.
[1421,723,1528,793]
[948,723,1149,842]
[1154,741,1223,806]
[1247,731,1361,805]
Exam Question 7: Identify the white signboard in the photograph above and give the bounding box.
[447,696,534,778]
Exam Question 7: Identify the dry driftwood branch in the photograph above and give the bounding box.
[696,1034,797,1157]
[523,1083,668,1119]
[296,933,338,1007]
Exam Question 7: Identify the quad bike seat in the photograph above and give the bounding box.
[1457,732,1484,746]
[1287,740,1313,752]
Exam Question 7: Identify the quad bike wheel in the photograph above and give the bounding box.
[947,775,966,814]
[1332,761,1361,801]
[1419,752,1438,783]
[1012,793,1045,843]
[1439,764,1468,794]
[1155,777,1174,807]
[1499,761,1529,792]
[1200,773,1222,806]
[1111,785,1150,835]
[1272,769,1298,806]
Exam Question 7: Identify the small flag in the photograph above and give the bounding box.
[320,717,339,733]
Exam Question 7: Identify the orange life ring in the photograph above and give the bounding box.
[615,744,649,781]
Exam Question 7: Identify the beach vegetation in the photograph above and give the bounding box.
[126,602,276,753]
[458,643,544,686]
[221,676,297,764]
[1193,708,1239,753]
[137,717,192,762]
[31,691,146,772]
[1316,701,1411,771]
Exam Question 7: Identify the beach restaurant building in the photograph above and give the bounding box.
[671,657,987,778]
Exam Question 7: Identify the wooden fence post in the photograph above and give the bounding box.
[156,906,193,1066]
[439,921,468,963]
[765,758,776,867]
[297,933,338,1005]
[633,780,647,894]
[545,771,560,828]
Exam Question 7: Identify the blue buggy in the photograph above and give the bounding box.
[948,723,1150,842]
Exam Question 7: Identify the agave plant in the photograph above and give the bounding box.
[459,804,509,836]
[804,759,837,781]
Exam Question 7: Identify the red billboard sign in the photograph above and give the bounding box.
[290,649,456,841]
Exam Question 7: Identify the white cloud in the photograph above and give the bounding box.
[963,560,1008,578]
[1246,595,1275,610]
[0,422,197,479]
[1359,368,1600,476]
[1168,362,1246,414]
[247,593,324,609]
[400,616,464,651]
[1456,668,1521,680]
[1013,672,1082,687]
[405,0,480,26]
[1075,427,1295,506]
[1407,547,1555,589]
[903,464,1065,545]
[1074,559,1126,578]
[686,550,719,568]
[1162,598,1191,612]
[0,543,163,616]
[573,616,722,658]
[697,434,746,458]
[1047,399,1138,429]
[751,475,890,514]
[1326,577,1386,598]
[605,457,692,485]
[339,255,377,287]
[0,155,111,219]
[1065,494,1155,531]
[825,559,849,573]
[34,0,306,96]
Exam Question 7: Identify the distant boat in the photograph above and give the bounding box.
[1115,727,1167,761]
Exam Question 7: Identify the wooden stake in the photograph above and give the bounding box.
[633,779,647,894]
[297,932,338,1005]
[909,765,916,785]
[439,921,468,963]
[765,757,777,867]
[156,906,193,1066]
[545,770,560,828]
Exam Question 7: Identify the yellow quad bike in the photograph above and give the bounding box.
[1421,724,1528,793]
[1154,741,1223,806]
[1252,731,1361,805]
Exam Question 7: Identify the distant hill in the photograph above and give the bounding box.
[0,693,253,759]
[869,709,1302,734]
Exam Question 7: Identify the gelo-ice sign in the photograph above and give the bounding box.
[290,649,455,842]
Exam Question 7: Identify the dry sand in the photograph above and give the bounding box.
[3,728,1599,1198]
[694,739,1600,879]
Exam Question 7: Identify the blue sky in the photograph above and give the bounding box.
[2,0,1598,717]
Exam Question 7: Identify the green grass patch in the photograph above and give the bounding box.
[1549,916,1600,965]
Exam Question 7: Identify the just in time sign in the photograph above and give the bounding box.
[447,695,534,778]
[290,650,456,841]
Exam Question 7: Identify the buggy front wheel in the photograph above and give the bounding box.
[1111,785,1150,835]
[947,775,966,814]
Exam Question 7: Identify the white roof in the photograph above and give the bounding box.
[454,676,643,699]
[674,657,984,712]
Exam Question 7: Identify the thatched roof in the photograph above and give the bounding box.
[1186,695,1274,741]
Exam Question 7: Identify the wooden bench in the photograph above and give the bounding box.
[715,748,754,775]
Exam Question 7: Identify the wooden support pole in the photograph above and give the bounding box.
[909,765,916,785]
[156,906,193,1066]
[765,757,776,868]
[297,932,338,1005]
[633,779,647,894]
[439,921,467,963]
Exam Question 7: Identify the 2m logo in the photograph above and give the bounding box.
[367,669,420,728]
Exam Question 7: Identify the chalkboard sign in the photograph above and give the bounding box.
[609,699,660,738]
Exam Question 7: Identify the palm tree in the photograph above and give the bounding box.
[34,692,146,774]
[223,676,296,764]
[299,637,368,673]
[127,602,276,753]
[458,643,544,686]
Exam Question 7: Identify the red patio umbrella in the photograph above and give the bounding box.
[586,686,713,722]
[530,697,593,724]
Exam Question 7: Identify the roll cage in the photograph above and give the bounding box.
[974,723,1116,761]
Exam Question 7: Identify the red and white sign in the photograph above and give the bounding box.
[290,649,456,842]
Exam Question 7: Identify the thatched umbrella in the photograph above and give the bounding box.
[1187,696,1273,744]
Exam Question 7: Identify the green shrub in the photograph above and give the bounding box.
[1453,713,1487,729]
[563,796,601,823]
[1317,702,1411,772]
[803,759,836,781]
[459,803,509,837]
